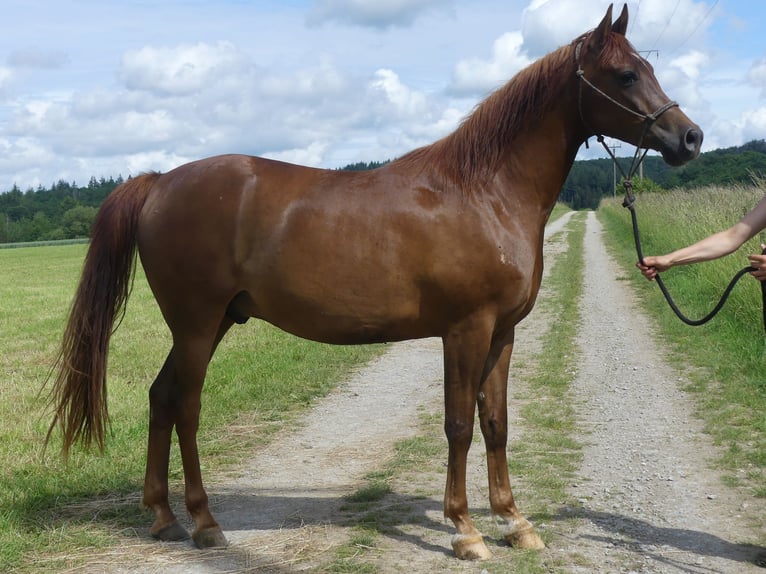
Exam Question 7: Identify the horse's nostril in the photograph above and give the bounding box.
[684,128,703,152]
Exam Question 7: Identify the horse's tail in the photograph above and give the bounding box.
[47,172,161,456]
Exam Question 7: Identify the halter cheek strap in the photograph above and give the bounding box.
[573,38,678,184]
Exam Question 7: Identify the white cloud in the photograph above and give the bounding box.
[264,141,329,167]
[120,42,251,97]
[625,0,713,53]
[521,0,609,57]
[369,68,428,118]
[737,107,766,144]
[450,31,532,95]
[659,50,710,112]
[520,0,714,57]
[259,57,346,101]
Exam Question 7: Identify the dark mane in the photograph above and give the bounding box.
[395,40,578,189]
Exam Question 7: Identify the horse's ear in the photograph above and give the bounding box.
[612,4,629,36]
[591,4,614,49]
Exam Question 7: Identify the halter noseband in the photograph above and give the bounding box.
[573,38,678,187]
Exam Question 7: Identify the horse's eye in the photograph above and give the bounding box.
[619,71,639,87]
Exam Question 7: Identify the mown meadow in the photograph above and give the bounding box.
[0,244,382,572]
[600,181,766,494]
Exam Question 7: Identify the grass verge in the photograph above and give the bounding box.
[599,185,766,497]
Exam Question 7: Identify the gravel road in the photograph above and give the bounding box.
[71,210,765,573]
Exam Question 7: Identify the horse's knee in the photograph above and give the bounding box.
[480,414,508,449]
[444,418,473,445]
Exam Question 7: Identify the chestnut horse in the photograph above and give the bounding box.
[48,4,701,561]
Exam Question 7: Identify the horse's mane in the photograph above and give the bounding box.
[394,37,583,190]
[393,40,579,187]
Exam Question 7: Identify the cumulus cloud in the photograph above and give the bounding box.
[521,0,608,57]
[660,50,710,111]
[264,141,329,166]
[120,42,251,97]
[521,0,713,57]
[259,57,347,101]
[450,31,532,96]
[307,0,451,29]
[369,68,428,118]
[736,107,766,144]
[625,0,713,52]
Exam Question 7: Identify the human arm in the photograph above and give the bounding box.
[637,193,766,281]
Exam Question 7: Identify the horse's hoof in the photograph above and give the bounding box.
[503,521,545,549]
[151,521,190,542]
[451,533,492,560]
[192,526,229,549]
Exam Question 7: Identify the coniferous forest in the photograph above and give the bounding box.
[2,141,766,244]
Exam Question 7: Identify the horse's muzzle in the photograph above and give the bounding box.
[657,123,703,166]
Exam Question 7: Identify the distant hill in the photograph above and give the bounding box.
[562,139,766,210]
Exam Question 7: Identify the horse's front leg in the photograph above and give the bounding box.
[478,341,544,550]
[442,322,494,560]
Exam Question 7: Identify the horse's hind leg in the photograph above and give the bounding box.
[143,350,189,541]
[143,316,235,547]
[477,342,544,550]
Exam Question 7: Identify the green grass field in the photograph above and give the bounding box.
[599,182,766,493]
[7,196,766,571]
[0,244,382,572]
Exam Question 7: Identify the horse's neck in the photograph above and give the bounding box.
[493,95,584,213]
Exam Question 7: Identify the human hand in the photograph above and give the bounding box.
[747,243,766,282]
[636,255,668,281]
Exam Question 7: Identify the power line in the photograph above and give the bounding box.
[669,0,719,56]
[630,0,641,37]
[651,0,681,50]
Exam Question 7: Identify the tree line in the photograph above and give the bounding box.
[562,139,766,209]
[2,141,766,244]
[0,176,123,243]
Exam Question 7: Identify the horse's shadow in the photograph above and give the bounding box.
[45,483,766,571]
[554,505,765,571]
[197,484,456,554]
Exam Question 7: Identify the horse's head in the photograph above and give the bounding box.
[575,4,702,166]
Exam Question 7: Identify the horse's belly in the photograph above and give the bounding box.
[241,272,428,344]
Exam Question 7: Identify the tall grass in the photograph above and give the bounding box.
[0,244,381,572]
[599,181,766,489]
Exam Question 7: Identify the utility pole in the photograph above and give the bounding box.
[607,141,622,196]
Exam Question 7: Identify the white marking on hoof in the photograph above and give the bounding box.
[502,517,545,549]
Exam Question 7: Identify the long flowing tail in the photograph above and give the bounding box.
[47,172,160,456]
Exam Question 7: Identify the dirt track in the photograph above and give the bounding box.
[72,211,766,573]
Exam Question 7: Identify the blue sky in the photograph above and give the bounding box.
[0,0,764,190]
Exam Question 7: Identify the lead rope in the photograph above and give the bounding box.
[574,37,766,331]
[622,181,763,328]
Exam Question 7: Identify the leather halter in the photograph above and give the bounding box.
[573,38,678,182]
